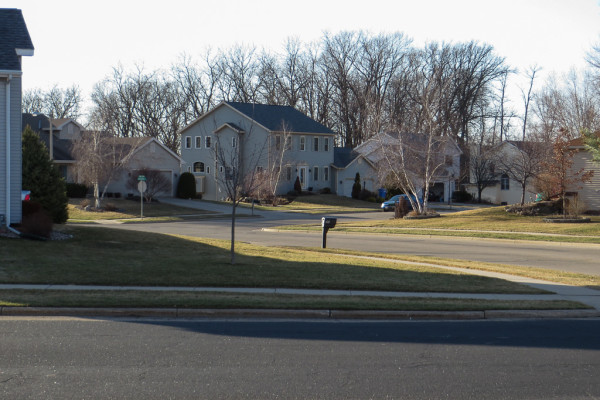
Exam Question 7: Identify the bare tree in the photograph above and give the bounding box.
[499,140,548,205]
[22,84,82,119]
[72,130,142,208]
[212,124,268,264]
[125,167,171,202]
[521,65,541,140]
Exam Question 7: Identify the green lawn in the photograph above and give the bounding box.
[239,193,381,213]
[67,198,215,221]
[0,226,540,294]
[279,206,600,243]
[2,226,596,310]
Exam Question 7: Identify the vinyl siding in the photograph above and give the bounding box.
[570,151,600,211]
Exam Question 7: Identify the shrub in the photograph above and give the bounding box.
[366,196,377,203]
[21,126,68,223]
[319,187,332,194]
[104,203,119,212]
[452,190,473,203]
[66,183,89,198]
[294,176,302,193]
[177,172,196,199]
[20,204,53,238]
[358,189,374,201]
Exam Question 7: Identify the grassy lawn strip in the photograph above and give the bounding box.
[0,290,588,311]
[277,206,600,243]
[67,198,216,221]
[237,193,380,213]
[304,248,600,290]
[0,226,541,294]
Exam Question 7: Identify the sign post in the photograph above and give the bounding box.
[137,175,147,218]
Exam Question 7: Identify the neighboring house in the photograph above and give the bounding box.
[332,147,379,197]
[567,136,600,211]
[103,137,184,198]
[0,9,34,226]
[465,141,537,205]
[337,132,462,200]
[179,101,336,201]
[22,113,85,182]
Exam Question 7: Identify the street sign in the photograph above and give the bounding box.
[137,181,147,193]
[137,175,147,181]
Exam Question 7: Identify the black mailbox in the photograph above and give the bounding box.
[321,217,337,229]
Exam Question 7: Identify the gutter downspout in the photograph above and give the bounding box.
[5,75,12,227]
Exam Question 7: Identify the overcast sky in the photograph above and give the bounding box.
[7,0,600,110]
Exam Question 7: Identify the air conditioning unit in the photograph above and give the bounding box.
[195,176,205,193]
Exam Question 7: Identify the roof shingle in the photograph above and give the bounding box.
[0,9,34,71]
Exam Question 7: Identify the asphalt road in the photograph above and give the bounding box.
[1,317,599,399]
[99,209,600,276]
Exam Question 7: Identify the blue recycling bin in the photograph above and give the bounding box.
[378,188,387,199]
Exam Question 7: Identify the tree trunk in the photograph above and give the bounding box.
[230,201,237,265]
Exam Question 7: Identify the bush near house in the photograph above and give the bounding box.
[66,183,89,198]
[177,172,197,199]
[21,127,68,224]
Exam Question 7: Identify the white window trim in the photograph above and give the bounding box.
[205,136,212,148]
[232,137,237,148]
[313,166,319,182]
[299,136,306,151]
[323,166,329,181]
[324,137,330,152]
[185,136,192,149]
[195,136,202,149]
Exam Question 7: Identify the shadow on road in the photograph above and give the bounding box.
[128,318,600,350]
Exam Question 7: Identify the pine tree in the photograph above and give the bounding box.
[22,126,68,223]
[352,172,362,199]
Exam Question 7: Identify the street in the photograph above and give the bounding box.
[1,317,599,399]
[97,206,600,276]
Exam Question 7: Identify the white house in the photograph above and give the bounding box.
[179,101,336,200]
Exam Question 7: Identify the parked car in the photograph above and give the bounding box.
[21,190,31,201]
[381,194,422,211]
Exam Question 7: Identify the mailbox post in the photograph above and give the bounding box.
[321,217,337,248]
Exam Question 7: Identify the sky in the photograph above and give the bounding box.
[5,0,600,114]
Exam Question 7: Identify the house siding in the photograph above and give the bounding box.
[105,141,182,197]
[0,76,23,224]
[570,150,600,211]
[180,104,335,200]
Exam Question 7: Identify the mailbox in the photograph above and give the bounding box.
[321,217,337,229]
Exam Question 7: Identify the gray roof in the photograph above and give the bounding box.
[23,113,74,161]
[333,147,360,168]
[0,9,34,71]
[226,102,334,134]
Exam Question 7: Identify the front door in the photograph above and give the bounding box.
[299,166,308,190]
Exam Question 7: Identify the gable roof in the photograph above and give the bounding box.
[178,101,335,136]
[333,147,359,168]
[0,9,34,71]
[225,102,334,134]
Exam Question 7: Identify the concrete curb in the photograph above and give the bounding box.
[1,307,598,320]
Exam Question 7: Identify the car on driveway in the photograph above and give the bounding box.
[381,194,422,211]
[21,190,31,201]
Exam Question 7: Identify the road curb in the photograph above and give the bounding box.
[1,307,598,320]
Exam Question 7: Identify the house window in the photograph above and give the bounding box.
[275,135,281,151]
[324,138,329,152]
[195,136,202,149]
[256,166,264,174]
[225,167,234,180]
[206,166,211,174]
[445,155,453,166]
[323,166,329,182]
[285,136,292,151]
[193,162,205,173]
[300,136,306,151]
[219,166,224,173]
[313,166,319,182]
[286,166,292,181]
[501,174,510,190]
[313,137,319,151]
[232,137,237,148]
[185,136,192,149]
[187,166,192,172]
[205,136,212,148]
